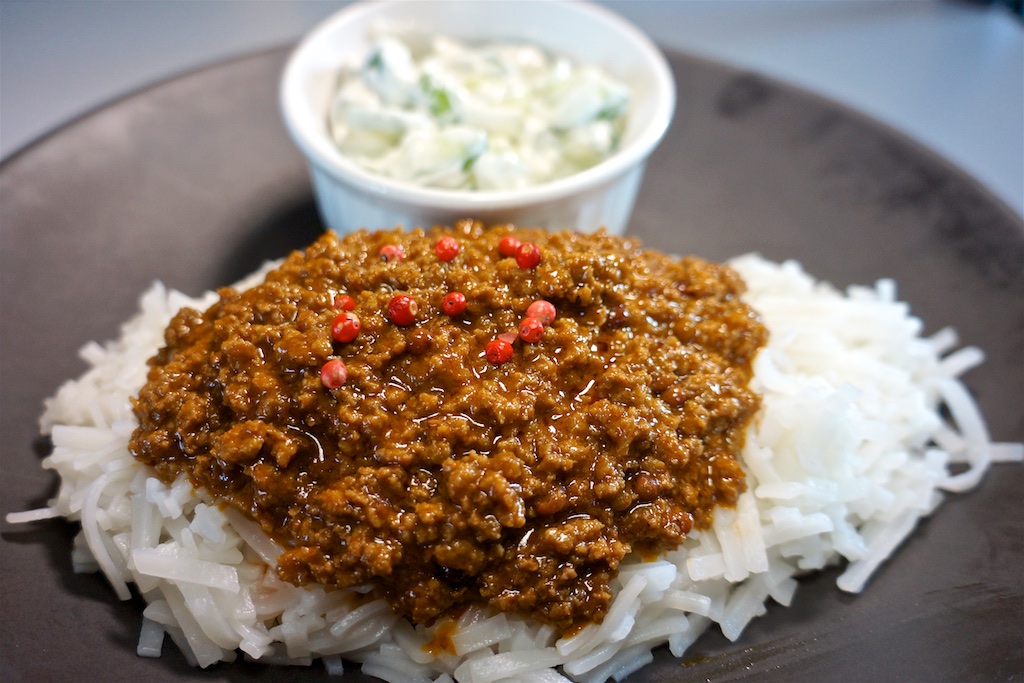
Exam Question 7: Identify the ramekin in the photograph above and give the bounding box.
[280,0,675,234]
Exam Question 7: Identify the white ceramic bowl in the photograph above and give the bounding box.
[280,0,675,235]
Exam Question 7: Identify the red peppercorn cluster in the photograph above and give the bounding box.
[484,298,557,365]
[498,235,542,269]
[321,292,364,387]
[323,231,557,381]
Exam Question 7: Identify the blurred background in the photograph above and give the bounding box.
[1,0,1021,217]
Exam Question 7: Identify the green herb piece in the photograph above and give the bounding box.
[420,75,453,117]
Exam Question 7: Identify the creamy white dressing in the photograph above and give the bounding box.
[327,32,631,191]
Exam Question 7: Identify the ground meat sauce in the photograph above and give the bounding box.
[129,222,767,633]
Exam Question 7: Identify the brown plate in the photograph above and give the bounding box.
[1,47,1021,683]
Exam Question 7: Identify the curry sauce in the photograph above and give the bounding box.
[130,221,766,632]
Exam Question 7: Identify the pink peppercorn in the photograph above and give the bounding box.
[320,358,348,388]
[387,294,418,326]
[498,235,521,258]
[518,316,544,343]
[526,299,556,326]
[485,339,514,364]
[379,244,405,262]
[331,312,360,343]
[515,242,542,269]
[435,236,460,262]
[441,291,467,316]
[333,294,356,311]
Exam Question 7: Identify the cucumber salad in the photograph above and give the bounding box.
[327,32,631,191]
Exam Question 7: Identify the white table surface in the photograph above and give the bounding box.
[2,0,1021,218]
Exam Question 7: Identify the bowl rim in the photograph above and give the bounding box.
[280,0,676,211]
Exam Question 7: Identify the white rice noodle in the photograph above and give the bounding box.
[6,254,1020,682]
[137,616,166,658]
